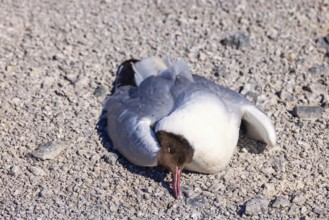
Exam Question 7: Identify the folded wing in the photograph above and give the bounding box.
[104,78,175,166]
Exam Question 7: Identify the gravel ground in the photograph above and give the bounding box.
[1,0,328,219]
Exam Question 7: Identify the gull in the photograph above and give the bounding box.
[103,56,276,198]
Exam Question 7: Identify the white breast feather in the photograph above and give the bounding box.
[155,92,241,173]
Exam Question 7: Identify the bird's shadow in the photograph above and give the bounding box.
[237,121,267,153]
[96,109,172,195]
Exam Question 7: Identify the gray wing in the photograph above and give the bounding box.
[192,74,276,146]
[192,74,250,107]
[103,77,175,167]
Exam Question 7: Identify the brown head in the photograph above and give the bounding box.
[156,130,194,199]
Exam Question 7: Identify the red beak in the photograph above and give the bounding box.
[172,166,181,199]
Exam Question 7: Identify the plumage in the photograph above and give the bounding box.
[103,56,276,196]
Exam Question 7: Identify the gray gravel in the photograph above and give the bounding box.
[31,141,64,160]
[1,0,328,219]
[244,196,269,216]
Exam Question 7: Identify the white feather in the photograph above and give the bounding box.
[242,105,276,146]
[132,57,167,85]
[155,91,241,173]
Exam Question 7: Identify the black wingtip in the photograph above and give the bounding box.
[111,59,139,94]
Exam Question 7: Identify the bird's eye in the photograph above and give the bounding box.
[168,146,174,154]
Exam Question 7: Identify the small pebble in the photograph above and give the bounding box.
[213,66,229,77]
[39,188,53,198]
[261,167,275,175]
[272,156,286,172]
[28,166,46,176]
[262,183,276,196]
[9,166,21,176]
[190,212,201,219]
[244,196,269,216]
[292,106,323,119]
[64,73,78,84]
[303,83,326,94]
[277,89,295,102]
[31,141,64,160]
[300,206,307,214]
[198,51,206,61]
[93,166,101,175]
[308,65,326,75]
[266,28,279,40]
[201,191,213,197]
[316,35,329,49]
[74,77,89,88]
[288,203,299,215]
[41,77,55,89]
[83,128,93,137]
[181,185,194,198]
[312,207,324,215]
[5,65,17,72]
[143,193,150,200]
[51,54,64,61]
[30,68,42,77]
[292,192,306,205]
[209,183,224,192]
[240,83,262,104]
[94,85,106,97]
[90,154,100,163]
[271,196,290,208]
[186,196,206,207]
[103,152,118,164]
[220,31,250,49]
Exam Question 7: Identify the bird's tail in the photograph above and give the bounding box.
[132,56,168,85]
[113,56,193,92]
[112,59,139,93]
[133,56,193,85]
[158,59,194,82]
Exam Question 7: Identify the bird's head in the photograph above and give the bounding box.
[156,130,194,199]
